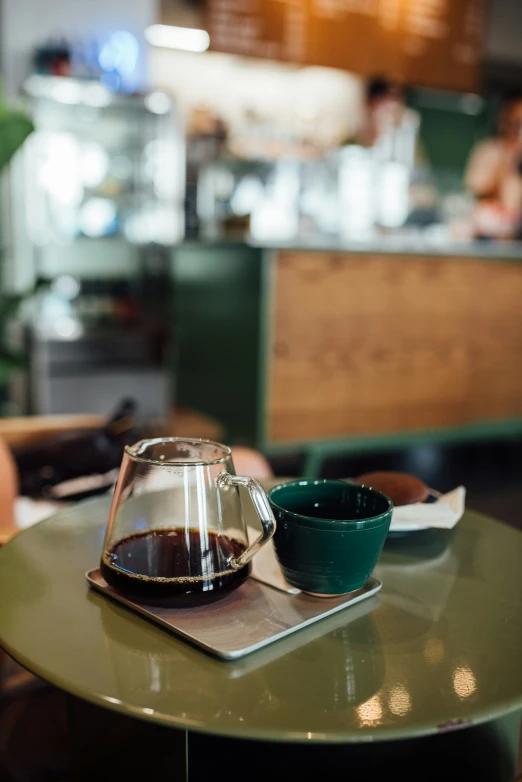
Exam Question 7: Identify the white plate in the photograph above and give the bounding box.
[388,487,466,534]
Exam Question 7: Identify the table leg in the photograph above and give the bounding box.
[67,695,189,780]
[64,701,522,782]
[487,709,522,777]
[186,716,521,782]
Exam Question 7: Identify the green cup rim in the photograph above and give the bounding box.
[268,479,393,531]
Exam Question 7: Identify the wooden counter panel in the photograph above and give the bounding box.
[267,251,522,443]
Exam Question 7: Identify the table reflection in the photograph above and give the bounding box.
[94,588,386,732]
[453,666,477,700]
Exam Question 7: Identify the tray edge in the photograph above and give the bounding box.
[85,569,382,660]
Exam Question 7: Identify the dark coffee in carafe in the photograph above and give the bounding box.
[100,528,250,604]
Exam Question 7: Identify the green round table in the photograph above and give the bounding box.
[1,483,522,777]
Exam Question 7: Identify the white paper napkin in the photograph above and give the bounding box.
[390,486,466,532]
[0,497,61,545]
[15,497,60,529]
[247,525,300,594]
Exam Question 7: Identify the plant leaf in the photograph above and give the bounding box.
[0,279,48,322]
[0,111,34,172]
[0,350,27,382]
[0,294,26,321]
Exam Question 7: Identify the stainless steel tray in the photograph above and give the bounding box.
[86,569,382,660]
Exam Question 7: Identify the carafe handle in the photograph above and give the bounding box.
[216,472,276,570]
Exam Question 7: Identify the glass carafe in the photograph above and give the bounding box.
[100,438,275,604]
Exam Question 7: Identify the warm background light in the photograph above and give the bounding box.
[145,24,210,53]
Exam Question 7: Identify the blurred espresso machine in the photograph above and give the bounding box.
[9,75,184,417]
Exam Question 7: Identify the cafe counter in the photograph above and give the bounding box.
[172,239,522,473]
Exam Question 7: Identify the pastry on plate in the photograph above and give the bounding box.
[352,471,429,506]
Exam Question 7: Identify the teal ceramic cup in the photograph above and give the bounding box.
[268,480,393,596]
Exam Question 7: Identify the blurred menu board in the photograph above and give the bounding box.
[200,0,486,92]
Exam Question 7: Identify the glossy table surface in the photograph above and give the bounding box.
[1,481,522,743]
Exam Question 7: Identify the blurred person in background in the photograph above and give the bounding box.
[465,94,522,240]
[355,76,436,230]
[0,439,18,543]
[360,76,420,158]
[361,77,409,147]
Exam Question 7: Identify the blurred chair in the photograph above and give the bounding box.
[0,413,105,449]
[0,408,224,450]
[0,409,224,545]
